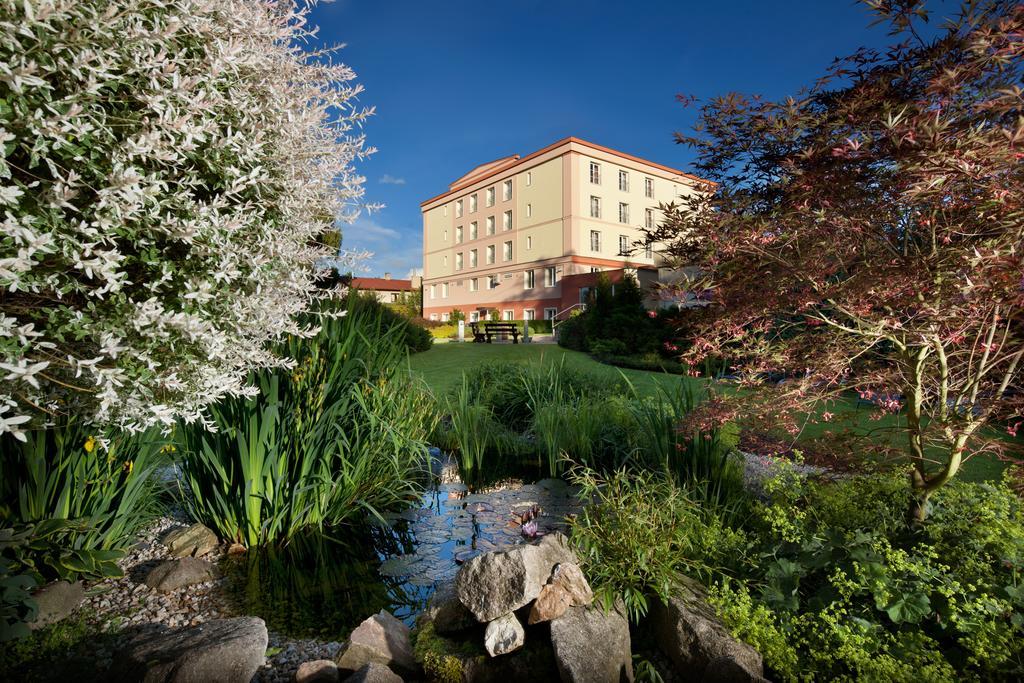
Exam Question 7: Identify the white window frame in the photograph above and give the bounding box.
[429,284,436,300]
[469,249,477,267]
[503,180,512,201]
[544,266,557,287]
[544,307,557,320]
[486,187,495,207]
[645,177,654,198]
[443,255,448,267]
[443,228,447,242]
[503,309,514,321]
[523,309,535,321]
[503,210,512,230]
[486,245,495,264]
[526,171,532,186]
[619,203,629,224]
[455,252,463,270]
[526,236,532,250]
[488,274,499,290]
[443,206,448,217]
[441,312,450,322]
[589,162,600,184]
[645,208,654,229]
[442,282,449,299]
[456,225,463,243]
[526,203,532,218]
[469,311,480,322]
[455,199,463,217]
[590,196,601,219]
[470,277,478,292]
[486,215,495,235]
[429,313,439,321]
[619,235,629,256]
[619,170,629,192]
[469,193,478,213]
[503,240,512,261]
[470,221,477,240]
[590,230,601,252]
[524,269,535,289]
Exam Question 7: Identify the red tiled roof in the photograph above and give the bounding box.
[350,277,413,292]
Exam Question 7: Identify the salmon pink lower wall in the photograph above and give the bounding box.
[423,296,562,320]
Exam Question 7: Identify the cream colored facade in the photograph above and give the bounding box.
[421,137,710,322]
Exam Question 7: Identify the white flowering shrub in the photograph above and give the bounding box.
[0,0,372,438]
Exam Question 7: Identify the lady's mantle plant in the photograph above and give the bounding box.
[0,0,373,438]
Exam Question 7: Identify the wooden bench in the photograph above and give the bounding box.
[483,322,520,344]
[469,322,487,343]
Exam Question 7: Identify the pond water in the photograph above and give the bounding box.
[220,455,580,639]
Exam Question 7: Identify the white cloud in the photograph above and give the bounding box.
[339,216,421,277]
[379,174,406,185]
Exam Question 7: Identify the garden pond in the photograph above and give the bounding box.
[219,454,581,639]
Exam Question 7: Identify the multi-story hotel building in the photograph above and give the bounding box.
[420,137,711,323]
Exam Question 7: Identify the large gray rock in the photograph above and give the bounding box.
[342,662,402,683]
[162,524,219,558]
[456,533,576,623]
[550,602,633,683]
[423,581,475,634]
[145,557,217,593]
[704,656,771,683]
[28,580,84,630]
[336,611,417,679]
[111,616,268,683]
[483,612,525,657]
[650,578,764,681]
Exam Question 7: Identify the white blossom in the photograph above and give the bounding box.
[0,0,373,439]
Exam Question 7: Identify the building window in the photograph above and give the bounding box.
[525,269,535,289]
[644,243,653,259]
[455,252,463,270]
[544,307,557,320]
[590,267,600,273]
[430,313,439,321]
[488,274,499,289]
[470,277,478,292]
[500,309,512,321]
[503,210,512,230]
[486,187,495,207]
[645,208,654,229]
[590,196,601,219]
[619,203,629,224]
[443,206,447,217]
[503,240,512,261]
[589,162,600,184]
[470,249,477,267]
[443,228,447,242]
[486,215,495,235]
[486,245,495,264]
[526,171,532,186]
[526,203,532,218]
[442,255,448,267]
[619,170,629,192]
[469,194,478,213]
[456,225,463,243]
[503,180,512,201]
[469,311,479,322]
[544,266,556,287]
[523,309,535,321]
[455,199,463,217]
[590,230,601,252]
[619,235,629,255]
[429,284,436,300]
[441,312,450,322]
[470,221,477,240]
[390,293,399,303]
[526,236,532,250]
[645,177,654,198]
[442,282,449,298]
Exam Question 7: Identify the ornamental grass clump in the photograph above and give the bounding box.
[0,0,373,439]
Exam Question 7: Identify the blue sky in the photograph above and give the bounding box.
[308,0,949,278]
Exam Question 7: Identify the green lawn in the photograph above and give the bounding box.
[408,342,698,399]
[409,342,1009,482]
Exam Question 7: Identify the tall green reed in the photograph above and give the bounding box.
[177,295,438,547]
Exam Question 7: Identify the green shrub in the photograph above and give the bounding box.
[177,300,438,546]
[348,293,432,353]
[569,467,749,622]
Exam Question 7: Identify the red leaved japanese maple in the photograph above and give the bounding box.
[647,0,1023,521]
